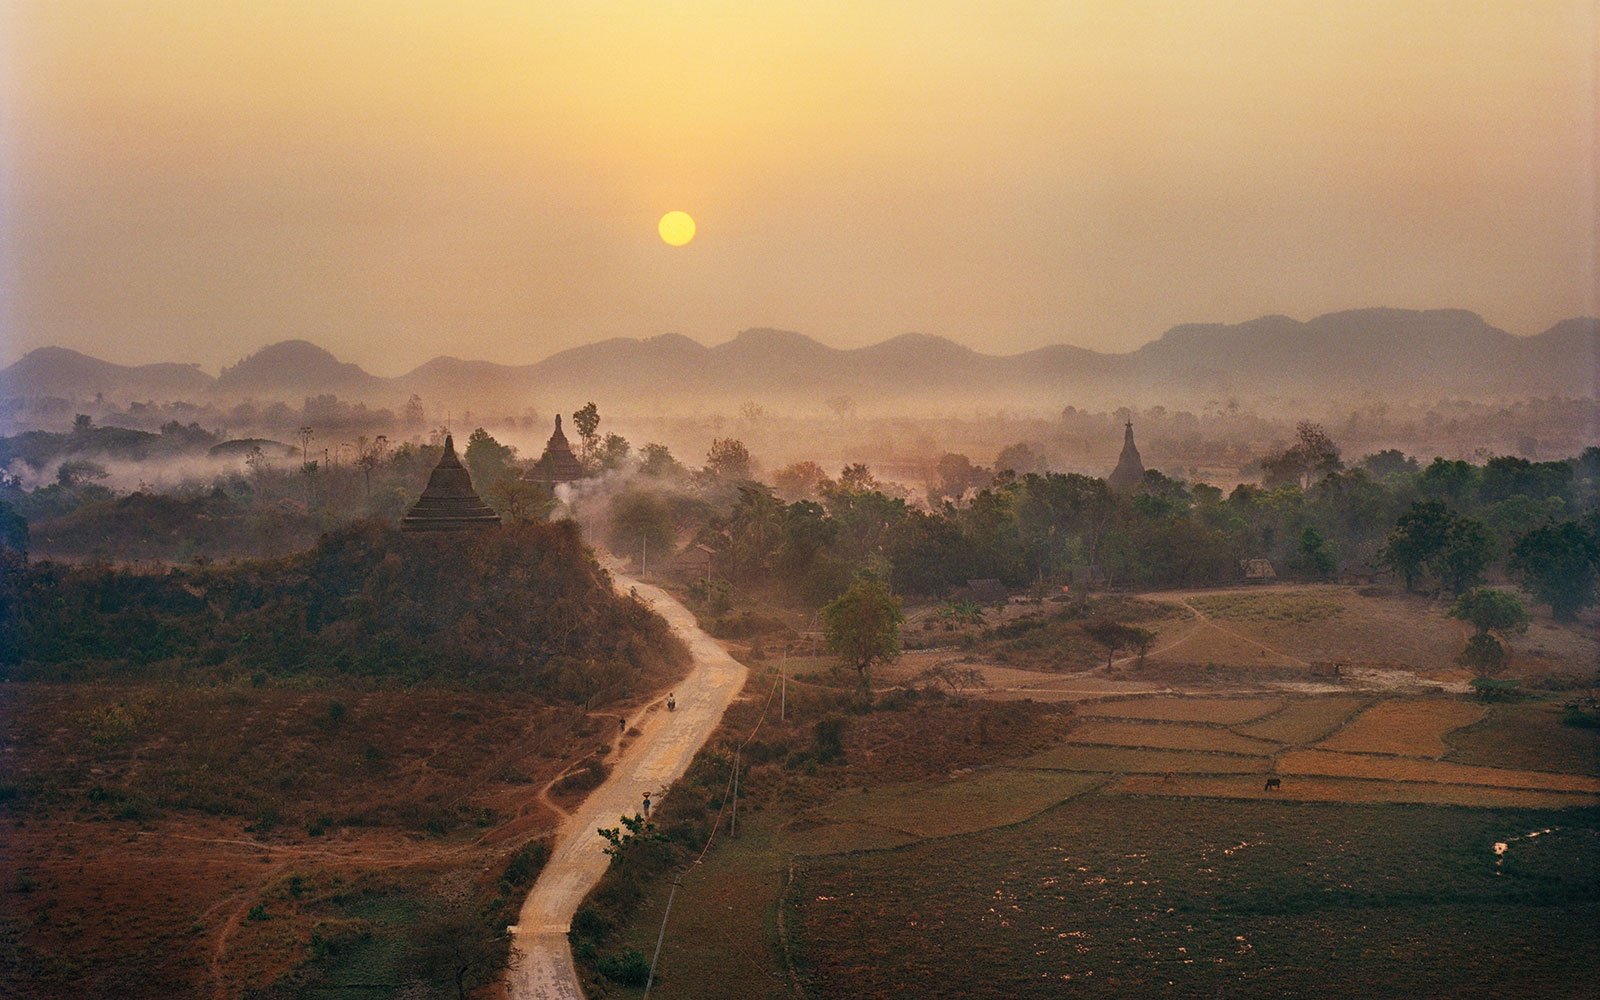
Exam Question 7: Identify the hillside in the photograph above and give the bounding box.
[0,519,694,998]
[3,309,1595,412]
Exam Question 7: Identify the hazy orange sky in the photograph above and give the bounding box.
[3,1,1595,372]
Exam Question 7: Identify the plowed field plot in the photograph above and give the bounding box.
[1317,699,1487,757]
[1016,745,1273,774]
[1112,773,1600,809]
[1080,696,1282,724]
[795,795,1600,999]
[1278,750,1600,794]
[1234,696,1370,744]
[787,819,920,856]
[813,768,1104,839]
[1066,720,1277,755]
[1447,702,1600,775]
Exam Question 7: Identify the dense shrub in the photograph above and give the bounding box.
[1,520,689,697]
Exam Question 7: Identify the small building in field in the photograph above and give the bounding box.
[400,434,502,532]
[673,543,718,581]
[1240,558,1277,582]
[958,578,1009,605]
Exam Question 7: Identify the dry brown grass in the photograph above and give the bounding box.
[1065,719,1278,755]
[1318,699,1487,757]
[1080,695,1283,724]
[1111,773,1600,809]
[812,768,1103,839]
[1235,696,1372,744]
[1278,749,1600,793]
[1015,744,1273,774]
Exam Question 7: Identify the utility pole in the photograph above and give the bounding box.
[730,746,740,838]
[643,871,683,998]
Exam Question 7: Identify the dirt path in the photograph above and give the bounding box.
[506,570,747,1000]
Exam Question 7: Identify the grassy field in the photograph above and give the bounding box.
[0,680,589,998]
[813,768,1104,839]
[1016,744,1274,775]
[1446,701,1600,774]
[1079,696,1283,724]
[796,795,1600,998]
[588,667,1599,1000]
[1318,699,1488,757]
[1066,719,1279,755]
[1235,696,1371,744]
[1277,750,1600,794]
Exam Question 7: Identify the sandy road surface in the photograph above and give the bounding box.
[507,571,747,1000]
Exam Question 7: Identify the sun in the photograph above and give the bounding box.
[658,210,696,247]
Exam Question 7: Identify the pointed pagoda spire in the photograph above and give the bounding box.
[1107,420,1145,491]
[528,415,585,485]
[400,434,502,531]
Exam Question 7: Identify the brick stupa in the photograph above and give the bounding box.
[528,415,585,486]
[400,434,502,532]
[1107,421,1145,492]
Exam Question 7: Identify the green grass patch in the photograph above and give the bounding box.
[1016,744,1272,775]
[1446,701,1600,775]
[797,794,1600,998]
[813,768,1104,839]
[1190,592,1346,625]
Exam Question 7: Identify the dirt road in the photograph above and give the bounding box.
[507,571,747,1000]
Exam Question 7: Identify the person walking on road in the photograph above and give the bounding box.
[642,791,652,817]
[667,693,676,712]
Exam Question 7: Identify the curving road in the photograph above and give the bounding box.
[507,570,747,1000]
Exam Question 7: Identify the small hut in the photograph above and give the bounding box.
[527,415,586,487]
[1107,421,1145,491]
[400,435,502,532]
[1240,558,1277,582]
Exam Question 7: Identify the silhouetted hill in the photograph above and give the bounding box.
[217,340,385,397]
[4,309,1595,412]
[0,347,213,402]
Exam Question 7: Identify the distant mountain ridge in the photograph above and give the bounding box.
[3,309,1595,411]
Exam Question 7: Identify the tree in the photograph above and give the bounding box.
[1431,515,1493,596]
[610,490,677,565]
[1359,449,1418,479]
[403,394,426,429]
[773,460,830,501]
[994,442,1047,475]
[572,402,601,466]
[464,428,516,487]
[1381,500,1453,591]
[1292,525,1338,578]
[355,434,389,499]
[72,413,93,434]
[705,438,753,480]
[837,463,879,493]
[1081,620,1155,670]
[638,442,683,478]
[404,894,508,1000]
[595,432,632,472]
[825,395,855,423]
[487,477,552,524]
[1509,520,1600,621]
[821,577,902,681]
[0,500,27,556]
[930,453,988,504]
[1261,422,1342,489]
[1450,589,1529,674]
